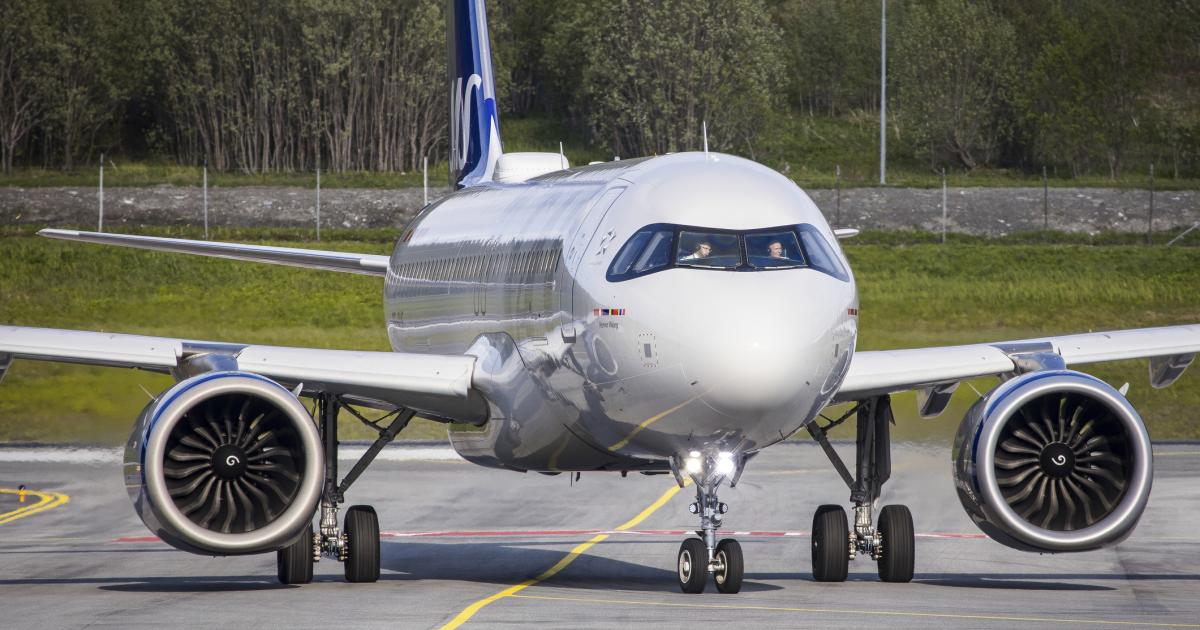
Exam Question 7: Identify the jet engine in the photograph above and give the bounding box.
[952,369,1152,552]
[123,372,323,555]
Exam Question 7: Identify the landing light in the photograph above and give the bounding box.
[684,454,703,475]
[715,452,736,477]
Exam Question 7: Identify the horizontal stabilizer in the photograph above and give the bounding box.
[39,229,390,276]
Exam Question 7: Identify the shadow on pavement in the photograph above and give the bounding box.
[0,575,296,592]
[381,540,783,593]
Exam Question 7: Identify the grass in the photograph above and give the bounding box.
[7,114,1198,190]
[0,229,1197,444]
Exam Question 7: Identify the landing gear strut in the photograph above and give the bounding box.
[674,450,745,594]
[276,393,414,584]
[806,395,915,583]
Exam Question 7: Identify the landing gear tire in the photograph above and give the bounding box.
[277,523,314,585]
[714,538,744,594]
[677,538,708,594]
[877,504,914,583]
[812,504,849,582]
[344,505,380,583]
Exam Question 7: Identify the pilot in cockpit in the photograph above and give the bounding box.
[679,242,712,261]
[767,240,786,259]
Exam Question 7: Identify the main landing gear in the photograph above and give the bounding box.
[806,395,915,583]
[277,394,415,584]
[673,450,746,594]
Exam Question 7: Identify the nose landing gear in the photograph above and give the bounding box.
[806,395,915,583]
[673,451,746,594]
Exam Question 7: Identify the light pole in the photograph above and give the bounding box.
[879,0,887,186]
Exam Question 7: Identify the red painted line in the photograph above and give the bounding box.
[380,529,606,539]
[113,529,987,543]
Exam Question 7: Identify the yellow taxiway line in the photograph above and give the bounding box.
[439,479,689,629]
[0,488,70,525]
[506,593,1200,628]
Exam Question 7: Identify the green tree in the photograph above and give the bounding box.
[0,2,55,174]
[773,0,881,116]
[1019,2,1160,178]
[41,0,134,170]
[546,0,784,158]
[893,0,1017,170]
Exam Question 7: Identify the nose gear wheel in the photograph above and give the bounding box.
[713,539,744,594]
[677,538,708,594]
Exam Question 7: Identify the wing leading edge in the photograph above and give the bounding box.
[837,324,1200,403]
[0,326,483,422]
[39,229,390,276]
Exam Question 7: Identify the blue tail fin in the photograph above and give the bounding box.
[447,0,502,189]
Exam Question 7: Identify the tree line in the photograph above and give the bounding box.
[2,0,1198,179]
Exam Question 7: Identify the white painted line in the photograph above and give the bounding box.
[339,446,464,462]
[0,445,464,463]
[0,447,121,464]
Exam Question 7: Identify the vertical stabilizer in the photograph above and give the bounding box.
[448,0,502,189]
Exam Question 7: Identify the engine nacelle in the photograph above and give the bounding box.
[123,372,323,555]
[952,369,1152,553]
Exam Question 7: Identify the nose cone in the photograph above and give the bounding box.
[685,309,818,414]
[672,274,839,416]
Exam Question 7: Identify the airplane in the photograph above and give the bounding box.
[2,0,1198,594]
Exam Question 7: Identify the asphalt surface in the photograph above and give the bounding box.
[1,442,1197,629]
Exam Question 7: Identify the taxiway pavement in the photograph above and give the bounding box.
[1,442,1197,629]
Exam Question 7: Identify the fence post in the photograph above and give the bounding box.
[315,161,322,242]
[1042,166,1048,233]
[423,155,429,206]
[835,164,842,227]
[202,158,209,240]
[98,153,104,232]
[941,167,947,244]
[1147,164,1155,245]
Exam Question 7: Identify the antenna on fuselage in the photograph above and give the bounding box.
[702,121,709,159]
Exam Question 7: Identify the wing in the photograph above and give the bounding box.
[836,324,1200,408]
[0,326,485,422]
[39,229,390,276]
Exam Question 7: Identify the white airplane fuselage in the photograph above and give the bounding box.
[385,152,859,472]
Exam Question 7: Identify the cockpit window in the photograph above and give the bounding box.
[609,226,674,276]
[606,222,850,282]
[796,224,849,281]
[745,231,804,269]
[677,231,740,269]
